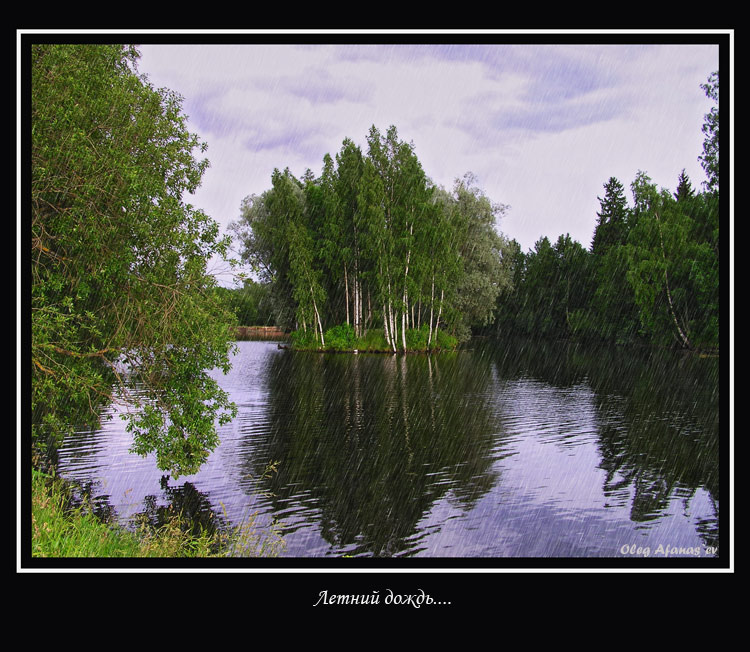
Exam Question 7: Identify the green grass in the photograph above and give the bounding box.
[290,324,458,353]
[31,468,285,558]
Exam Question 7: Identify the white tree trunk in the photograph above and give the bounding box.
[357,278,363,338]
[655,211,691,349]
[344,263,349,326]
[353,270,358,336]
[383,302,391,350]
[311,288,325,347]
[435,288,444,344]
[428,274,435,347]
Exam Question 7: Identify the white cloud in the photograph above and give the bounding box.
[137,39,720,268]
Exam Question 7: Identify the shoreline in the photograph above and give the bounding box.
[277,343,458,355]
[234,326,289,340]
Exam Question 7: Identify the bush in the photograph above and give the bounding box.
[290,324,457,352]
[324,323,357,350]
[290,329,321,349]
[355,329,389,351]
[433,329,458,351]
[405,324,430,351]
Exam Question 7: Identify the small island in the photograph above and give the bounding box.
[287,322,458,354]
[229,126,509,354]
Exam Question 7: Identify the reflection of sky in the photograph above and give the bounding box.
[57,399,171,523]
[57,342,284,526]
[134,38,718,278]
[412,378,718,558]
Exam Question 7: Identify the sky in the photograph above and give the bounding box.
[133,34,720,285]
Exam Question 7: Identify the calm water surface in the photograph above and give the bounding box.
[56,338,721,560]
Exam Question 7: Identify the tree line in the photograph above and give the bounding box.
[230,125,513,351]
[230,71,720,353]
[495,72,719,351]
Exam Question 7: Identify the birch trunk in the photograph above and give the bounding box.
[367,290,371,330]
[401,305,407,352]
[434,288,444,344]
[402,231,412,351]
[388,298,398,353]
[344,263,349,326]
[655,211,691,349]
[353,269,358,337]
[357,278,363,338]
[401,270,409,352]
[428,273,435,347]
[383,302,391,350]
[311,285,325,347]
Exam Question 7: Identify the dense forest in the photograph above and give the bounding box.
[228,71,720,352]
[494,71,719,351]
[494,167,719,349]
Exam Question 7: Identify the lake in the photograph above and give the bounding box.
[56,337,722,562]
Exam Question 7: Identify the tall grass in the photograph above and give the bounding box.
[31,468,285,558]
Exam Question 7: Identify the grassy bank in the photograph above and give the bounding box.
[290,324,458,353]
[31,468,285,558]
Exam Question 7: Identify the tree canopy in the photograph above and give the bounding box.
[231,125,513,351]
[492,70,720,351]
[31,43,237,477]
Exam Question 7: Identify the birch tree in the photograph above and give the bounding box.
[335,139,366,335]
[268,168,326,345]
[625,178,717,349]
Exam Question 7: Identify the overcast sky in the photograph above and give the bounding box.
[134,35,719,284]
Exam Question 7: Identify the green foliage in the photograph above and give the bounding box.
[452,174,512,336]
[699,70,719,195]
[290,328,321,350]
[591,177,630,257]
[625,179,719,349]
[354,328,389,351]
[432,328,459,351]
[215,280,274,327]
[231,125,512,351]
[324,323,357,350]
[404,324,431,351]
[289,323,457,353]
[493,159,718,351]
[496,233,594,340]
[31,44,237,477]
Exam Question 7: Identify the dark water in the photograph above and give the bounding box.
[56,338,722,561]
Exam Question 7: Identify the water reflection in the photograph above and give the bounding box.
[55,338,721,560]
[487,338,720,556]
[253,348,502,556]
